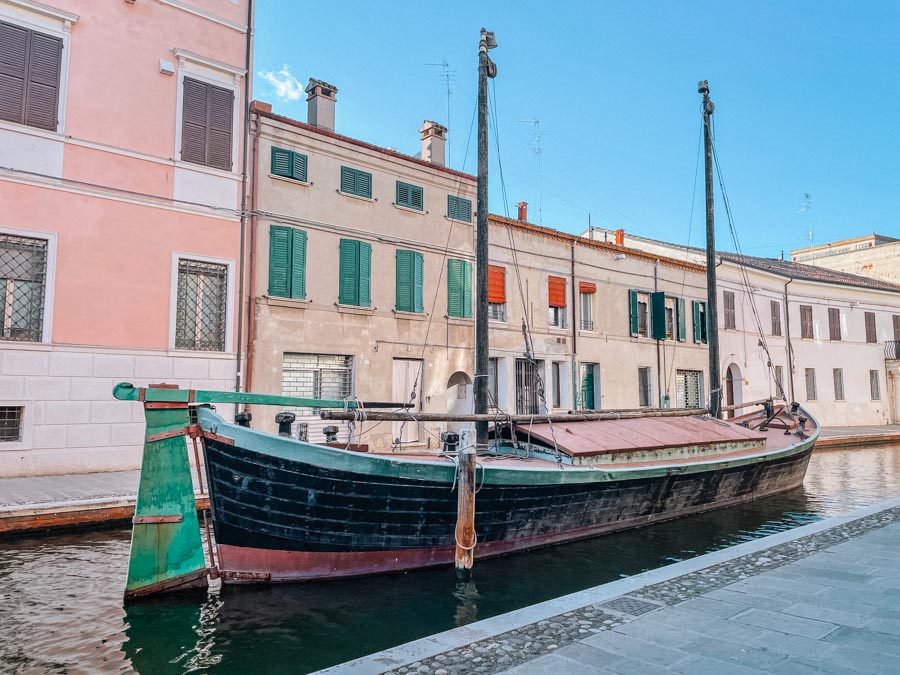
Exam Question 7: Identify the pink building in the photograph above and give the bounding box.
[0,0,251,476]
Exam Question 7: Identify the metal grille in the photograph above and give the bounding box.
[0,234,47,342]
[175,259,227,351]
[676,369,703,408]
[488,302,506,322]
[282,353,353,417]
[0,406,23,442]
[515,358,540,415]
[598,596,662,617]
[548,306,567,329]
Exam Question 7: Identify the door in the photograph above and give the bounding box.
[580,363,597,410]
[515,358,540,414]
[392,359,423,444]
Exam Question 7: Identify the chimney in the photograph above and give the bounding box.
[615,228,625,246]
[419,120,447,166]
[306,78,338,131]
[517,201,528,222]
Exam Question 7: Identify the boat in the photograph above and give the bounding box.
[117,32,818,598]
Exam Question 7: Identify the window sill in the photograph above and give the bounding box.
[445,316,473,326]
[174,159,240,180]
[392,203,426,215]
[336,303,375,315]
[337,190,376,203]
[393,310,427,321]
[269,174,312,187]
[444,216,474,225]
[265,296,311,309]
[548,326,569,334]
[0,119,64,141]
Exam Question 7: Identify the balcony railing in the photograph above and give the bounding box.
[886,340,900,360]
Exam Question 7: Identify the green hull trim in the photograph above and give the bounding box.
[113,382,360,410]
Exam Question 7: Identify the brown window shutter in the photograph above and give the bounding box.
[24,31,62,131]
[207,84,233,170]
[487,265,506,304]
[181,77,209,165]
[0,22,28,125]
[548,276,566,308]
[578,281,596,294]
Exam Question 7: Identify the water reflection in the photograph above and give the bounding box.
[4,444,900,674]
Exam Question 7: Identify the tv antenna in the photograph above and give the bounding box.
[426,60,455,165]
[799,192,814,243]
[520,119,546,224]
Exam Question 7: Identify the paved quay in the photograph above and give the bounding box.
[817,424,900,448]
[322,496,900,675]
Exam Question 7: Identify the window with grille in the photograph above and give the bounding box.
[395,181,424,210]
[828,308,841,341]
[865,312,877,343]
[580,291,594,331]
[0,233,48,342]
[723,291,736,329]
[548,306,567,329]
[0,406,23,442]
[676,370,703,409]
[871,370,881,401]
[833,368,844,401]
[638,366,653,407]
[175,259,227,351]
[488,303,506,321]
[282,353,353,417]
[447,195,472,222]
[181,77,234,171]
[800,305,814,339]
[515,358,540,415]
[771,300,782,336]
[0,22,62,131]
[805,368,817,401]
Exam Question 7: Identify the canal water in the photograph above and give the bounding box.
[3,443,900,674]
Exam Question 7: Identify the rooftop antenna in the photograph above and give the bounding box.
[426,60,455,166]
[520,119,546,225]
[799,192,814,243]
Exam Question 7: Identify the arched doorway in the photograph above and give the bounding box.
[446,371,473,433]
[725,363,743,419]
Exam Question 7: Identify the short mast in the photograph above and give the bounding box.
[699,80,721,418]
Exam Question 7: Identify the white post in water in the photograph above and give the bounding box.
[455,427,477,577]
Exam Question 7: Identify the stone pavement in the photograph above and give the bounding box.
[322,497,900,675]
[0,470,141,507]
[819,424,900,439]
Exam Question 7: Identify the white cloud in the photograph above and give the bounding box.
[258,64,304,102]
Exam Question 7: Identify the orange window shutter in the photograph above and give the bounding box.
[548,276,567,307]
[579,281,596,294]
[488,265,506,303]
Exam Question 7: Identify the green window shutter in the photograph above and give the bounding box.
[339,239,359,305]
[340,166,355,194]
[448,195,472,222]
[628,289,639,336]
[410,185,423,210]
[459,198,472,222]
[447,259,462,317]
[396,182,423,210]
[271,147,292,177]
[448,195,457,220]
[268,225,291,297]
[692,301,701,342]
[395,249,414,312]
[358,241,371,307]
[462,260,473,318]
[701,301,708,343]
[292,152,308,182]
[396,181,409,206]
[650,292,667,339]
[677,297,686,342]
[357,170,372,198]
[290,229,307,299]
[413,251,424,313]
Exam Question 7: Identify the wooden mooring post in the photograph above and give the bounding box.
[455,427,477,579]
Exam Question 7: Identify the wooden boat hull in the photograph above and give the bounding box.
[199,408,816,583]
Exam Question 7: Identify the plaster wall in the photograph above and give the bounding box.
[799,242,900,286]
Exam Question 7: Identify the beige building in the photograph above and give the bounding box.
[791,234,900,285]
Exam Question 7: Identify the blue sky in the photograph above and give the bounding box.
[254,1,900,257]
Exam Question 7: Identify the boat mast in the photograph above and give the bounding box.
[699,80,721,418]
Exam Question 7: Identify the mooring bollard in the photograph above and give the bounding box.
[274,412,295,437]
[455,427,477,579]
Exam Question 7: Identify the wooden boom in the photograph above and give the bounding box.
[320,407,708,423]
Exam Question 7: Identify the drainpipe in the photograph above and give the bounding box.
[245,111,261,396]
[783,278,795,402]
[570,241,577,410]
[234,0,254,405]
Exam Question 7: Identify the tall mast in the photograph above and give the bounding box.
[474,28,497,448]
[699,80,721,418]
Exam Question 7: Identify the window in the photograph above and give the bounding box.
[638,367,653,407]
[664,297,676,340]
[395,250,423,313]
[676,370,703,408]
[488,265,506,321]
[0,22,62,131]
[0,233,48,342]
[282,353,352,418]
[268,225,307,299]
[548,276,567,328]
[629,290,650,338]
[833,368,844,401]
[0,406,23,442]
[871,370,881,401]
[579,363,598,410]
[865,312,877,343]
[448,195,472,222]
[551,362,562,408]
[515,358,540,414]
[692,300,708,344]
[774,365,784,396]
[805,368,817,401]
[894,315,900,341]
[338,239,372,307]
[723,291,736,329]
[828,308,841,341]
[447,259,472,318]
[771,300,782,336]
[395,181,424,210]
[271,147,308,182]
[340,166,372,198]
[175,259,227,351]
[579,282,595,331]
[488,357,499,409]
[181,77,234,170]
[800,305,814,339]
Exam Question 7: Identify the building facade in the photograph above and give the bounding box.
[0,0,250,476]
[791,234,900,286]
